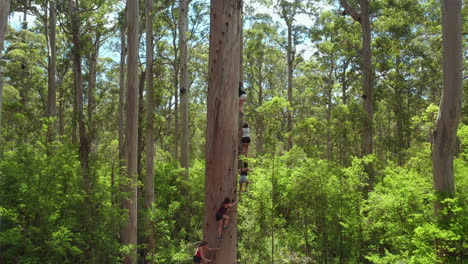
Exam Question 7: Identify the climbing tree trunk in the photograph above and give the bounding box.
[122,0,139,263]
[46,0,57,142]
[432,0,462,218]
[144,0,155,261]
[203,0,242,263]
[0,0,10,150]
[179,0,190,179]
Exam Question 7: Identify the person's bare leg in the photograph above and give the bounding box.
[245,181,249,192]
[239,98,246,113]
[218,220,223,238]
[223,215,230,228]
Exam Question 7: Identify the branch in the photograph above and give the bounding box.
[340,0,361,22]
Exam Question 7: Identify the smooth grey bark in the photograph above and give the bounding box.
[179,0,190,179]
[203,0,242,263]
[0,0,10,146]
[144,0,155,261]
[432,0,462,216]
[47,0,57,142]
[122,0,139,263]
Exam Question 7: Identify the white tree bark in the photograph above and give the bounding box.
[204,0,242,263]
[432,0,462,215]
[122,0,139,263]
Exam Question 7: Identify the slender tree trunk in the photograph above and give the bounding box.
[325,59,335,161]
[432,0,462,218]
[0,0,10,149]
[88,32,101,149]
[119,12,127,175]
[171,24,180,161]
[47,0,57,142]
[286,21,293,151]
[255,70,265,155]
[179,0,190,179]
[58,84,64,137]
[122,0,139,262]
[203,1,242,263]
[144,0,155,260]
[341,58,349,105]
[137,71,145,182]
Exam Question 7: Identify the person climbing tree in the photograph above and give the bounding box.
[241,123,251,156]
[239,162,252,194]
[193,241,218,263]
[216,197,237,239]
[239,85,247,114]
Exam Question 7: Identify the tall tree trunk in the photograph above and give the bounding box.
[144,0,155,260]
[122,0,139,263]
[137,71,145,183]
[432,0,462,218]
[203,0,242,263]
[69,1,94,260]
[325,60,335,161]
[286,20,293,151]
[118,11,127,177]
[360,0,373,158]
[179,0,190,179]
[172,23,180,161]
[88,32,101,148]
[340,0,374,192]
[0,0,10,150]
[47,0,57,142]
[69,0,90,192]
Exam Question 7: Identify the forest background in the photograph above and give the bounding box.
[0,0,467,263]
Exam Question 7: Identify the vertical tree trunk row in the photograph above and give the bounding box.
[204,0,242,263]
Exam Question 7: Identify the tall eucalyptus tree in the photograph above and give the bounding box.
[122,0,139,262]
[432,0,462,219]
[204,0,242,263]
